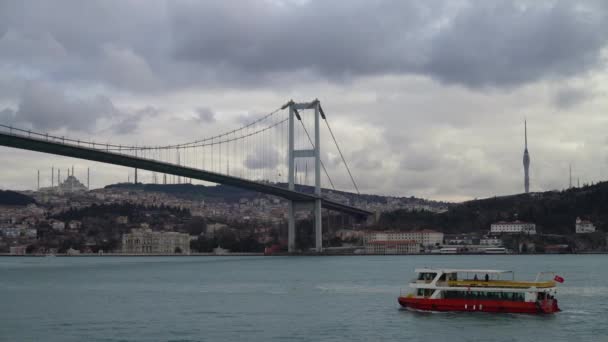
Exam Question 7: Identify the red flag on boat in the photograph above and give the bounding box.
[554,275,564,283]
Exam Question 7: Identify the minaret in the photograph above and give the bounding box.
[523,120,530,193]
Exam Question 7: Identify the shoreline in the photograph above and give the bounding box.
[1,252,607,257]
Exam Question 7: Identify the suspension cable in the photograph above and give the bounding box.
[324,117,360,194]
[297,120,336,190]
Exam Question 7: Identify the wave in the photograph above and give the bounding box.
[557,286,608,297]
[315,284,396,295]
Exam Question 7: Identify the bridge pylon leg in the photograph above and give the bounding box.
[288,200,296,253]
[314,199,322,253]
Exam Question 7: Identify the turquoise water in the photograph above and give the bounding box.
[0,255,606,342]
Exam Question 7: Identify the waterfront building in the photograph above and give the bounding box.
[575,217,596,234]
[213,246,230,255]
[363,230,444,254]
[490,221,536,235]
[480,236,502,246]
[121,228,191,254]
[9,245,27,255]
[66,247,80,255]
[364,239,418,254]
[443,233,478,245]
[365,230,444,247]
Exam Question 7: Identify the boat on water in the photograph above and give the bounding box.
[398,268,562,314]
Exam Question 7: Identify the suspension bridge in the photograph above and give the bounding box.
[0,99,372,253]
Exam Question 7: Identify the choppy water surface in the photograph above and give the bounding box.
[0,255,606,342]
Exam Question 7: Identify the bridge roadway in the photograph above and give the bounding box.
[0,131,372,219]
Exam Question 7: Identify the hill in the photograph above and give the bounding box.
[377,182,608,235]
[0,190,36,206]
[105,182,447,209]
[105,183,258,202]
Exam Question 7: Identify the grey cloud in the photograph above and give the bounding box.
[0,108,16,125]
[98,44,161,92]
[0,1,606,92]
[553,87,591,109]
[110,106,160,135]
[196,107,216,123]
[0,29,68,66]
[245,147,279,170]
[171,1,608,88]
[14,81,119,132]
[425,2,607,88]
[401,150,440,172]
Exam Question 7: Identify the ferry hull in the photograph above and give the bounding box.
[398,297,560,314]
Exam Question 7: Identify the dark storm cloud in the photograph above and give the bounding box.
[424,1,608,88]
[170,1,608,88]
[0,1,606,91]
[13,81,119,132]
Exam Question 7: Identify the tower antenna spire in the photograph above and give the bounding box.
[524,119,528,150]
[523,120,530,194]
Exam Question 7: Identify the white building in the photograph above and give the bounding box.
[50,220,66,232]
[363,230,444,254]
[480,236,502,246]
[364,240,419,254]
[9,246,27,255]
[365,230,443,247]
[575,217,596,234]
[490,221,536,235]
[122,228,191,254]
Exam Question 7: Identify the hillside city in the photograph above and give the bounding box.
[1,172,606,256]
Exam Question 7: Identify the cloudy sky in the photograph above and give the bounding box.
[1,0,608,201]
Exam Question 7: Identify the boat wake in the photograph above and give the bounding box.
[315,284,395,295]
[558,286,608,297]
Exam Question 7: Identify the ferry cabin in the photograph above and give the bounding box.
[400,269,560,313]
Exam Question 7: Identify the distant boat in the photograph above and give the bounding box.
[483,247,508,254]
[398,268,561,314]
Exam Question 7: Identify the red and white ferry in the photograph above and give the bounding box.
[398,268,561,314]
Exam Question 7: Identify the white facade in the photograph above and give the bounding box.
[122,228,191,254]
[575,217,596,234]
[51,221,65,231]
[364,230,444,250]
[490,221,536,235]
[364,240,419,254]
[480,236,502,246]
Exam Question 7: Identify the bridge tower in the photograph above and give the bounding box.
[288,100,323,253]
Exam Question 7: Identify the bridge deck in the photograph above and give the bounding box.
[0,131,372,218]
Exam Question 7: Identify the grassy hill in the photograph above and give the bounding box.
[105,183,258,202]
[105,182,447,209]
[377,182,608,235]
[0,190,36,206]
